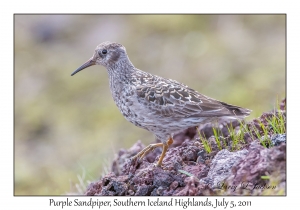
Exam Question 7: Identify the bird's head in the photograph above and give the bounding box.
[71,41,129,76]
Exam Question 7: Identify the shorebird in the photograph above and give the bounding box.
[71,41,251,167]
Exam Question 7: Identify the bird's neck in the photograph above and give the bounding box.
[107,59,135,81]
[107,60,136,103]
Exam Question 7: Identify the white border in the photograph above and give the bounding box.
[2,0,298,209]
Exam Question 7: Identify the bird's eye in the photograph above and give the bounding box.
[102,49,107,54]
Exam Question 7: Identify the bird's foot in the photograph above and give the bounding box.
[130,137,174,167]
[131,142,164,164]
[154,162,164,168]
[155,137,173,167]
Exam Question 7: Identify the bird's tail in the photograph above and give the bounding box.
[219,101,251,118]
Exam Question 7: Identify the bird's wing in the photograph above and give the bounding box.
[135,75,250,118]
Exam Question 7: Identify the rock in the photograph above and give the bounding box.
[225,142,286,195]
[271,134,286,146]
[135,185,155,196]
[200,149,249,189]
[112,140,145,176]
[173,176,214,196]
[280,98,286,111]
[153,169,175,188]
[174,176,200,196]
[196,149,207,164]
[85,173,129,196]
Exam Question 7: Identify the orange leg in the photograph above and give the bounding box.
[131,137,174,167]
[132,142,164,161]
[156,137,173,167]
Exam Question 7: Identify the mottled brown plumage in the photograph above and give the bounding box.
[71,41,251,166]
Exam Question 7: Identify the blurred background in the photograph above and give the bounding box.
[14,15,285,195]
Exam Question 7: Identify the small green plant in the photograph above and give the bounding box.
[178,169,194,177]
[246,103,285,148]
[197,98,286,153]
[228,124,237,150]
[238,109,285,149]
[261,175,270,180]
[178,169,200,181]
[222,136,227,149]
[268,98,286,134]
[197,128,212,153]
[212,127,223,151]
[238,120,256,141]
[249,120,270,148]
[259,120,273,147]
[226,123,245,151]
[265,110,286,135]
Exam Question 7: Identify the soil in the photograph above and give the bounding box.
[85,98,286,196]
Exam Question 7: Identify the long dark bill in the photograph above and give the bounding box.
[71,58,96,76]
